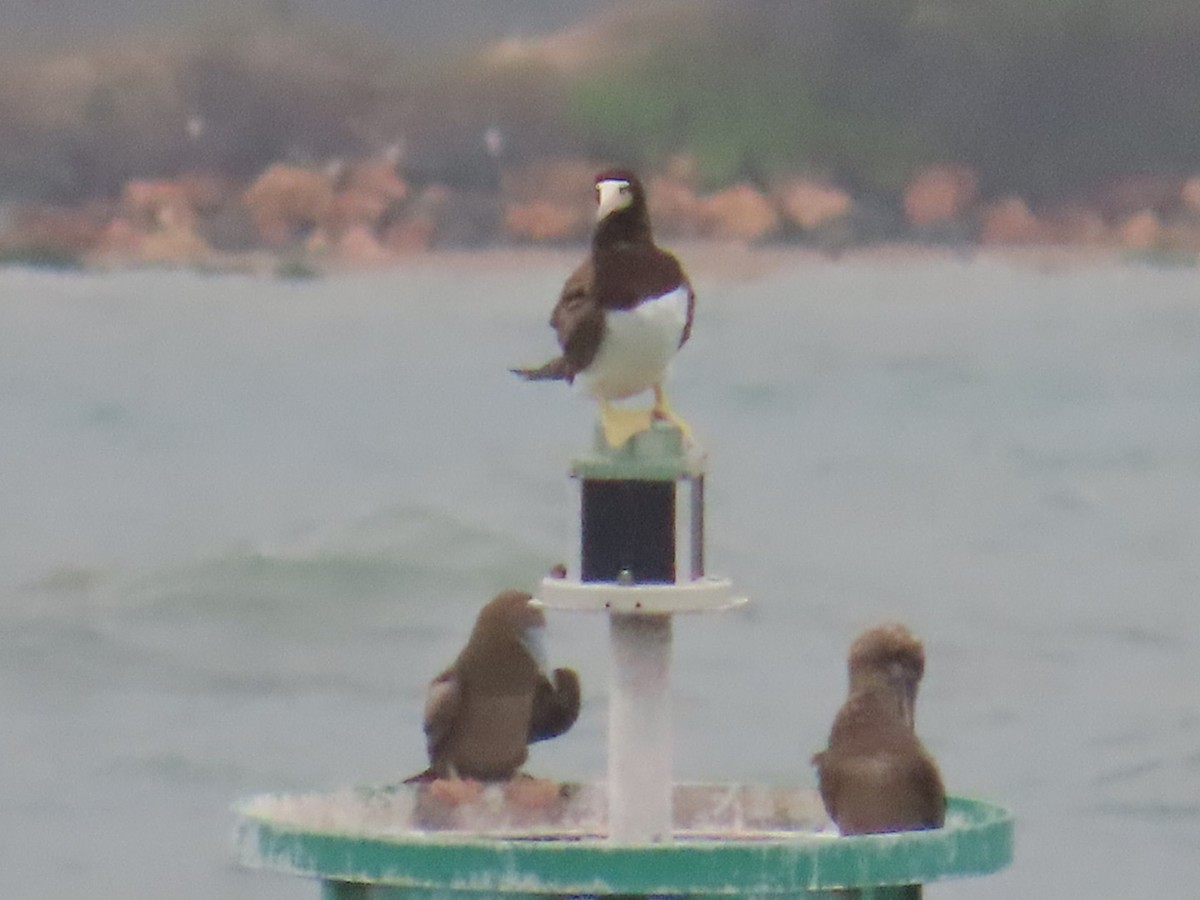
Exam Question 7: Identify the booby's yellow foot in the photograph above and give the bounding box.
[598,402,655,448]
[651,386,693,446]
[652,406,693,445]
[429,777,484,806]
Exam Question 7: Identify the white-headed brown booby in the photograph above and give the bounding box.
[812,623,946,853]
[406,590,581,785]
[512,169,695,447]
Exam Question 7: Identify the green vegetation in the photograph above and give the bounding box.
[567,0,1200,197]
[1,0,1200,205]
[274,256,321,280]
[568,1,935,190]
[1123,245,1198,269]
[0,245,84,270]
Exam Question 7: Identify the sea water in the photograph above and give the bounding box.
[1,255,1197,898]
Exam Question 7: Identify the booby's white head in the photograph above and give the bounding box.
[595,176,634,220]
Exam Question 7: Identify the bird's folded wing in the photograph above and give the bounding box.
[422,668,462,761]
[528,667,581,742]
[552,260,606,374]
[904,747,948,829]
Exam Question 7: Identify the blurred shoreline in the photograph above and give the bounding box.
[4,0,1200,275]
[2,161,1195,277]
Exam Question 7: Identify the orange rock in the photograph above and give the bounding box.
[326,189,390,235]
[1094,175,1183,219]
[95,215,212,267]
[979,197,1045,245]
[93,217,144,256]
[903,164,979,228]
[1161,220,1200,253]
[122,179,196,232]
[136,227,211,266]
[503,199,588,243]
[341,160,408,204]
[303,228,332,256]
[242,164,335,245]
[500,160,596,241]
[1181,177,1200,215]
[664,154,700,185]
[699,183,780,242]
[7,206,106,257]
[1118,209,1162,250]
[177,173,234,214]
[377,184,449,252]
[381,217,435,254]
[501,159,601,203]
[1043,206,1109,245]
[334,224,394,266]
[646,175,703,238]
[776,179,853,230]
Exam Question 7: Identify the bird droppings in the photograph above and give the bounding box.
[234,787,1013,894]
[237,782,830,841]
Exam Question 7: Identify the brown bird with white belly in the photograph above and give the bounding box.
[812,623,946,896]
[512,169,695,448]
[406,590,580,794]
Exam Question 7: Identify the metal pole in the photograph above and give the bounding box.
[608,612,673,843]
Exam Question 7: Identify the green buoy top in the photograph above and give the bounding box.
[572,421,705,481]
[235,782,1012,897]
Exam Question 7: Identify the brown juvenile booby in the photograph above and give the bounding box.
[511,169,695,447]
[406,590,581,786]
[812,623,946,846]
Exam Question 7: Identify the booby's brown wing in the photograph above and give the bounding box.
[553,259,606,375]
[511,258,605,382]
[421,666,462,773]
[906,747,948,829]
[528,667,581,743]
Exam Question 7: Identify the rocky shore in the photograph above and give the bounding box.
[4,156,1200,275]
[5,0,1200,275]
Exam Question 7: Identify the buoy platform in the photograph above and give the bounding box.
[233,422,1013,897]
[236,782,1012,898]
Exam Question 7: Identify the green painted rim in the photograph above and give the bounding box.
[234,785,1012,895]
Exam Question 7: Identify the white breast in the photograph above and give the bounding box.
[579,285,689,401]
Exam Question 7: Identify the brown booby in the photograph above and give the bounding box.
[812,623,946,847]
[406,590,581,786]
[511,169,695,447]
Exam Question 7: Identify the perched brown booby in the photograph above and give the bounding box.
[812,623,946,847]
[406,590,581,786]
[511,169,695,447]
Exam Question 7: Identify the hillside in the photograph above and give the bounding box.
[3,0,1200,267]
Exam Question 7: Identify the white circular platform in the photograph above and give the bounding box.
[535,576,747,614]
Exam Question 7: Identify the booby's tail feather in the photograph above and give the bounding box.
[510,357,572,382]
[403,767,439,784]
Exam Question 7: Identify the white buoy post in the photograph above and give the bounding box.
[608,611,673,842]
[536,422,744,845]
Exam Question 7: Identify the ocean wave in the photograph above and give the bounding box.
[10,501,560,697]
